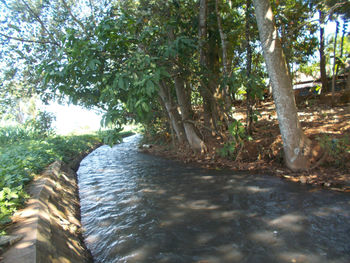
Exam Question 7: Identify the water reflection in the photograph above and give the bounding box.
[78,135,350,263]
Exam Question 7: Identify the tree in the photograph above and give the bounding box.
[253,0,313,171]
[273,0,318,80]
[319,8,329,93]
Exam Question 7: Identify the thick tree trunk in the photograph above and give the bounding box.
[319,10,328,93]
[174,75,207,153]
[198,0,219,132]
[253,0,312,171]
[158,82,187,144]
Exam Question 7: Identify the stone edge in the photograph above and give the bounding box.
[0,146,100,263]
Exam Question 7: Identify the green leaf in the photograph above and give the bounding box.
[146,80,154,97]
[112,75,119,89]
[135,99,142,108]
[88,59,101,70]
[141,102,150,112]
[160,68,171,78]
[118,77,125,90]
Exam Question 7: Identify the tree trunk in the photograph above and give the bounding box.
[253,0,312,171]
[174,75,207,153]
[245,0,254,135]
[215,0,229,75]
[319,10,328,93]
[167,27,207,151]
[215,0,233,127]
[335,22,346,79]
[331,21,339,106]
[158,82,187,144]
[198,0,219,132]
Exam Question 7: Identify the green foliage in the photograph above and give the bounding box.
[0,125,31,145]
[219,120,252,160]
[97,129,135,147]
[24,111,56,137]
[0,131,102,234]
[99,128,123,146]
[272,0,319,73]
[317,135,350,168]
[227,68,267,102]
[0,111,55,144]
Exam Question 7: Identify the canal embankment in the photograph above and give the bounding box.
[0,153,96,263]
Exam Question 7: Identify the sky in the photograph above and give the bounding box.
[43,103,103,135]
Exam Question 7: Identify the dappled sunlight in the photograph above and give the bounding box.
[312,205,349,217]
[210,210,240,220]
[277,251,325,263]
[66,239,82,258]
[16,241,33,249]
[178,199,220,210]
[195,232,216,245]
[2,161,90,262]
[56,256,71,263]
[140,188,166,195]
[97,218,114,227]
[267,213,306,232]
[84,233,100,245]
[159,211,187,227]
[245,185,272,193]
[215,244,244,262]
[169,194,186,202]
[118,196,142,205]
[194,175,215,181]
[119,244,155,262]
[249,230,283,246]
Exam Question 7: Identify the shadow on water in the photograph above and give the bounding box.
[77,135,350,263]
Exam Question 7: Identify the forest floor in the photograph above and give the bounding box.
[143,91,350,192]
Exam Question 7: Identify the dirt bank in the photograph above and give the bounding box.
[0,150,98,262]
[142,94,350,192]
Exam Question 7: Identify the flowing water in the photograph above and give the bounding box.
[77,135,350,263]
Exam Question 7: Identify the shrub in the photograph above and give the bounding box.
[317,135,350,168]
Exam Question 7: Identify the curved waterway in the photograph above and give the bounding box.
[77,135,350,263]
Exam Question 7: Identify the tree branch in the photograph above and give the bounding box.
[20,0,60,46]
[89,0,96,26]
[60,0,88,34]
[326,1,349,20]
[0,32,60,46]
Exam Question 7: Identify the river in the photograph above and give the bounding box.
[77,135,350,263]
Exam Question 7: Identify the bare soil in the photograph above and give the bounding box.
[143,92,350,192]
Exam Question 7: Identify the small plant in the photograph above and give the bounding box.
[219,120,252,160]
[317,135,350,168]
